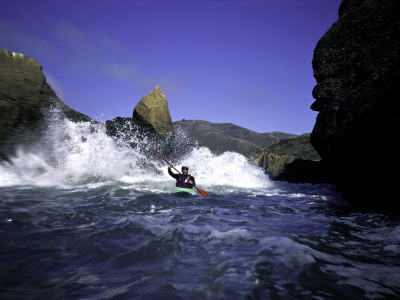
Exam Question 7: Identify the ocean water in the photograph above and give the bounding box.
[1,115,400,299]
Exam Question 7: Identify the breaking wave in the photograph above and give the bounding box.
[0,109,272,192]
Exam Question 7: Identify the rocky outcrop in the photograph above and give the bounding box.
[105,87,188,161]
[310,0,400,205]
[174,120,296,154]
[252,135,331,183]
[132,85,174,136]
[0,48,91,160]
[105,86,175,144]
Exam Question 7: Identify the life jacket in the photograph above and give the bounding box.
[176,174,192,188]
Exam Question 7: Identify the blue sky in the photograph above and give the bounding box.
[1,0,342,134]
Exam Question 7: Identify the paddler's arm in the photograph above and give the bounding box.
[168,164,179,179]
[188,176,195,187]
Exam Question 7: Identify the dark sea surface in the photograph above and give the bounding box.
[1,118,400,299]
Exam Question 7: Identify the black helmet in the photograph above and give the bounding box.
[181,166,189,171]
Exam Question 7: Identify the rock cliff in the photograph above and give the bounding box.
[310,0,400,205]
[0,48,91,160]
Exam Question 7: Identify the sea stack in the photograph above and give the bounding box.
[132,85,174,135]
[310,0,400,206]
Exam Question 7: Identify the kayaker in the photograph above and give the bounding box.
[168,164,195,189]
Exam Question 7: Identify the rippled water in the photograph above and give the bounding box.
[1,115,400,299]
[1,183,400,299]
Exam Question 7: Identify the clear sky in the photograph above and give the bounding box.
[1,0,342,134]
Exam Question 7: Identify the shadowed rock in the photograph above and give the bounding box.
[310,0,400,206]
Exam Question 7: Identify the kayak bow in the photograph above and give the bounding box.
[171,187,197,196]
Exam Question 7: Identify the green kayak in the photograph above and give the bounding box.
[171,187,197,196]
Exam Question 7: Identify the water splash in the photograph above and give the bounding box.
[174,147,272,190]
[0,109,272,192]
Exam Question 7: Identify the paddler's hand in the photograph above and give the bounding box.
[168,163,173,169]
[188,180,193,185]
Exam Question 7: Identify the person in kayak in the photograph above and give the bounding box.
[168,164,195,189]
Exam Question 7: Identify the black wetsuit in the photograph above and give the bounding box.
[168,168,195,188]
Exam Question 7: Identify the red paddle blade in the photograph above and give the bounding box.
[197,189,209,197]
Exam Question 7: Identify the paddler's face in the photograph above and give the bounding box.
[182,169,188,175]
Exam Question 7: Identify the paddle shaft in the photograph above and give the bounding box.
[154,151,181,173]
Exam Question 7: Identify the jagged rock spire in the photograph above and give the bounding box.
[132,85,174,135]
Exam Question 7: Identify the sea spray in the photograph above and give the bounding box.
[0,109,273,192]
[174,147,272,190]
[0,108,151,187]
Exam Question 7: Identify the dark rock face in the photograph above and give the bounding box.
[174,120,296,154]
[105,117,133,140]
[253,135,331,183]
[105,115,194,166]
[310,0,400,205]
[0,48,91,160]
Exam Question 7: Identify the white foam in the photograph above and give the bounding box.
[176,147,272,190]
[0,109,273,192]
